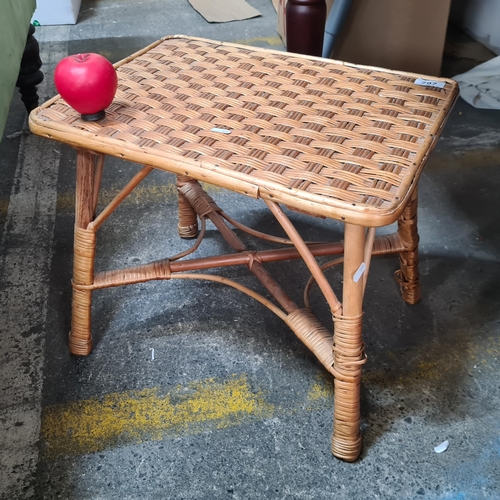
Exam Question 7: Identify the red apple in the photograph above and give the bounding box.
[54,53,118,121]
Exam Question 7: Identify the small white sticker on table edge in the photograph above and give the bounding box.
[414,78,446,89]
[211,128,232,134]
[353,262,366,283]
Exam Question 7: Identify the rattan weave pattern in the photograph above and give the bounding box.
[32,36,457,222]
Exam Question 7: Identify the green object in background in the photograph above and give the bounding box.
[0,0,37,139]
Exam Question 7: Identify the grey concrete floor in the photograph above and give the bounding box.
[1,1,500,499]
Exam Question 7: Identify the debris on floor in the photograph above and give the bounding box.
[434,440,450,454]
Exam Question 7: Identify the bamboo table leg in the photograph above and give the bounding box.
[69,150,97,356]
[331,223,367,462]
[395,189,420,305]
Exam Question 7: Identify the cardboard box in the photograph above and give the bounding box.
[277,0,452,76]
[32,0,82,25]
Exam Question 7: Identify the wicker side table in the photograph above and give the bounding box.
[30,36,458,461]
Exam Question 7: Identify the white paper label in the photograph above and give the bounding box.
[353,262,366,283]
[211,128,232,134]
[414,78,446,89]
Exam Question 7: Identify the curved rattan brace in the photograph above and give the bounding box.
[171,276,338,375]
[89,165,154,232]
[169,273,288,321]
[220,210,328,246]
[285,308,335,374]
[304,257,344,309]
[169,216,206,262]
[395,190,420,304]
[264,199,342,315]
[178,181,299,314]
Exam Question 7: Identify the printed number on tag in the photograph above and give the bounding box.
[414,78,446,89]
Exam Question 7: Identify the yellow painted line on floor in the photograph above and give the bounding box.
[42,374,274,458]
[233,36,284,47]
[39,335,500,459]
[57,183,177,212]
[307,373,334,402]
[427,148,500,170]
[55,181,223,212]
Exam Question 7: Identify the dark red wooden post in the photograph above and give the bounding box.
[286,0,326,57]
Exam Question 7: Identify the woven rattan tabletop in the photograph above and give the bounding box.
[30,36,458,226]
